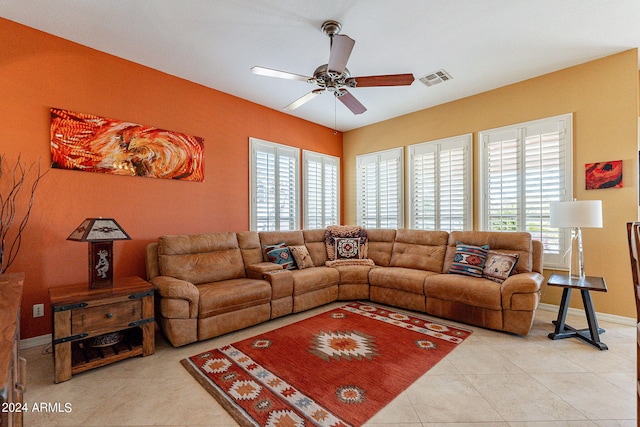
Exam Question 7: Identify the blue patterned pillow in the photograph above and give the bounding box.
[263,242,286,253]
[264,243,296,270]
[449,242,489,278]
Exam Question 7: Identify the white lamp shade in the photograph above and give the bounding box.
[549,200,603,228]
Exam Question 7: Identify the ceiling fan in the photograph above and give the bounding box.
[251,20,415,115]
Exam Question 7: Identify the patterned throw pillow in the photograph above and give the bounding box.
[264,242,296,270]
[289,245,314,269]
[263,242,286,253]
[448,242,489,278]
[324,226,368,261]
[335,237,362,260]
[483,250,519,283]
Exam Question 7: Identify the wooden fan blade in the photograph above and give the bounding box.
[251,66,312,82]
[328,34,355,74]
[335,89,366,115]
[350,73,415,87]
[284,89,324,110]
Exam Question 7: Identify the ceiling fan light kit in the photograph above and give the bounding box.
[251,20,415,115]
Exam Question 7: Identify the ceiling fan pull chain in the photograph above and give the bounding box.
[334,95,337,135]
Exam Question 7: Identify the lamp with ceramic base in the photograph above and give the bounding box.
[67,218,131,289]
[549,199,603,280]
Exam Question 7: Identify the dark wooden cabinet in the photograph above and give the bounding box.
[49,277,155,383]
[0,273,26,427]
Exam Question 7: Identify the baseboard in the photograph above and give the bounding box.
[20,333,51,349]
[538,303,636,326]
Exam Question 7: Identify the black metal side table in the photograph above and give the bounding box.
[547,273,608,350]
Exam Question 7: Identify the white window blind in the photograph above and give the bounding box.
[479,114,572,268]
[250,138,300,231]
[303,150,340,229]
[409,134,472,232]
[356,148,404,228]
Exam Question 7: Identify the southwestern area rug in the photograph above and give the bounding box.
[181,302,472,427]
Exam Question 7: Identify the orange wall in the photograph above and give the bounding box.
[0,18,343,339]
[344,50,639,319]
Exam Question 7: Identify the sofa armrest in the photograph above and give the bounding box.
[150,275,199,318]
[263,270,294,300]
[246,262,283,279]
[500,272,544,310]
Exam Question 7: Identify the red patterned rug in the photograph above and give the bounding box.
[181,302,471,427]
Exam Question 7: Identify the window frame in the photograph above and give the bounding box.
[478,113,573,269]
[408,134,473,232]
[356,147,404,229]
[249,137,300,232]
[302,150,340,229]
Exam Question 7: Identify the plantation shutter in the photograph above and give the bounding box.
[409,134,471,231]
[356,148,404,228]
[250,138,300,231]
[303,151,339,229]
[480,114,572,268]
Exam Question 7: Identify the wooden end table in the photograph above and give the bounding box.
[547,273,608,350]
[49,276,155,383]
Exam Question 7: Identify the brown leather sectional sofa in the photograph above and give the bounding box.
[145,228,544,347]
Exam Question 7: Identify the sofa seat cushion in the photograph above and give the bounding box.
[198,278,271,318]
[333,265,372,284]
[369,267,438,295]
[291,266,339,295]
[425,274,502,310]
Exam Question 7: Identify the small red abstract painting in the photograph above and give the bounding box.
[50,108,204,181]
[585,160,622,190]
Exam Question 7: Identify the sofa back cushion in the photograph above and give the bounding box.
[366,229,397,267]
[303,229,328,266]
[258,231,305,261]
[158,232,245,284]
[237,231,264,268]
[443,231,532,274]
[390,229,449,272]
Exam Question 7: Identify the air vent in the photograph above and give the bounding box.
[419,69,452,87]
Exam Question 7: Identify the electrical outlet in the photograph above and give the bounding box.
[33,303,44,318]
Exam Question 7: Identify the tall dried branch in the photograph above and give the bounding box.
[0,154,48,274]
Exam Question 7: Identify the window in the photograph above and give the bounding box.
[249,138,299,231]
[303,150,340,229]
[408,134,472,232]
[356,148,404,228]
[479,114,572,268]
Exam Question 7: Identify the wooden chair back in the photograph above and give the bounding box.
[625,222,640,422]
[627,222,640,319]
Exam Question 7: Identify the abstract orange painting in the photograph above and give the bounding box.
[50,108,204,181]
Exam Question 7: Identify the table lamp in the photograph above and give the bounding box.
[549,200,603,279]
[67,218,131,289]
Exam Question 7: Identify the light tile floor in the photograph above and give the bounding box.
[21,304,636,426]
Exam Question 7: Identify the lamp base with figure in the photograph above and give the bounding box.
[89,241,114,289]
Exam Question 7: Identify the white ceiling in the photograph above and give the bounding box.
[1,1,640,131]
